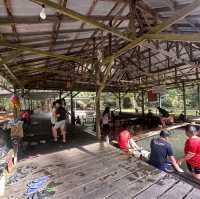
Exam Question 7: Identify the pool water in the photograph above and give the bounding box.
[137,128,187,169]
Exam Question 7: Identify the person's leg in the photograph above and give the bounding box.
[192,173,200,180]
[60,121,66,143]
[105,124,110,143]
[192,168,200,180]
[53,122,61,142]
[102,125,106,140]
[160,118,166,127]
[52,126,57,142]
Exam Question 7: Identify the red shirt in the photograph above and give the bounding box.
[184,137,200,167]
[118,130,131,149]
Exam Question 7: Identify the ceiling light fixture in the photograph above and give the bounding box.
[40,4,46,20]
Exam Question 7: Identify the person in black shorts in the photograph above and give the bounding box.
[54,100,67,143]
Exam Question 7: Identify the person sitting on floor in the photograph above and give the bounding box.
[146,109,161,129]
[157,107,174,127]
[149,130,184,173]
[118,123,137,150]
[118,123,149,159]
[75,116,81,126]
[178,111,187,122]
[157,107,169,117]
[177,125,200,181]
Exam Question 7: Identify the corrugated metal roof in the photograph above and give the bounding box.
[0,0,200,91]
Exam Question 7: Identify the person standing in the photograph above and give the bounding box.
[101,107,111,143]
[51,101,57,142]
[149,130,184,173]
[178,125,200,180]
[54,100,67,143]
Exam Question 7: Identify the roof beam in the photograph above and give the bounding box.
[31,0,133,41]
[149,0,200,33]
[145,33,200,43]
[105,0,200,61]
[33,0,200,63]
[0,15,129,25]
[0,53,23,88]
[0,37,88,63]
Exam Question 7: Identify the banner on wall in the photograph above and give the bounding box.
[147,89,158,103]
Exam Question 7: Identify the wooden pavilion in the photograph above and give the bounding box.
[1,0,200,138]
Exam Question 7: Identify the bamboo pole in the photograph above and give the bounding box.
[0,38,86,63]
[95,89,101,139]
[119,92,122,113]
[197,84,200,114]
[70,91,75,126]
[182,82,186,115]
[141,90,145,116]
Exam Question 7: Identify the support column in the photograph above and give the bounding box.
[13,89,20,120]
[95,89,101,139]
[31,99,33,111]
[197,84,200,115]
[59,90,62,99]
[182,83,186,115]
[159,94,162,108]
[70,91,75,126]
[141,90,145,116]
[118,92,122,113]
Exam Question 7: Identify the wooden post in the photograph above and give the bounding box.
[119,92,122,113]
[182,83,186,115]
[70,91,75,126]
[159,94,162,108]
[13,89,20,120]
[95,89,101,139]
[141,90,145,116]
[59,90,62,99]
[31,99,33,111]
[197,84,200,114]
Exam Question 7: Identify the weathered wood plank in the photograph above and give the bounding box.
[106,169,166,199]
[50,158,139,198]
[185,188,200,199]
[5,144,118,193]
[159,181,193,199]
[134,175,179,199]
[6,148,123,197]
[79,162,161,199]
[55,160,142,199]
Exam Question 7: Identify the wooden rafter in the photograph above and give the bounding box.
[103,0,200,61]
[145,33,200,43]
[35,0,200,62]
[31,0,133,41]
[45,0,68,76]
[0,15,129,25]
[80,0,123,52]
[0,37,90,63]
[128,0,136,37]
[0,54,23,88]
[67,0,98,54]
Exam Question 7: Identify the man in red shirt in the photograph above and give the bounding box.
[178,125,200,181]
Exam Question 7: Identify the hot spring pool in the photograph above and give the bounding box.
[137,128,187,169]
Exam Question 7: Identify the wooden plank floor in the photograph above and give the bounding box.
[4,142,200,199]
